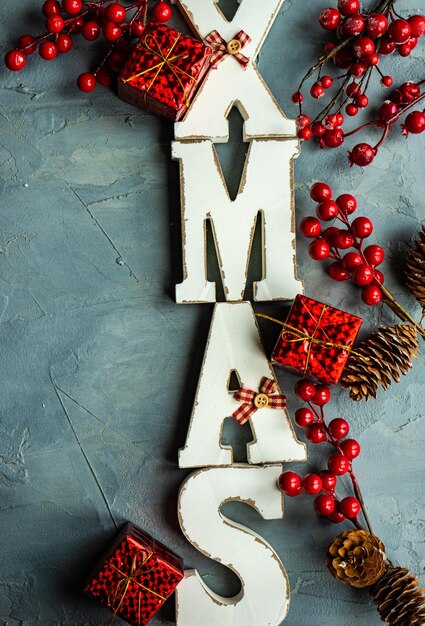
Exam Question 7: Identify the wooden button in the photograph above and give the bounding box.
[254,393,269,409]
[226,39,242,55]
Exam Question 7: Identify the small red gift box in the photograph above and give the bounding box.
[84,522,184,626]
[272,295,362,385]
[118,21,211,121]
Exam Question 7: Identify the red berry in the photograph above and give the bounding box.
[306,424,327,444]
[328,454,350,476]
[351,216,373,238]
[291,91,303,103]
[364,244,385,266]
[341,14,365,36]
[334,47,353,69]
[131,21,145,37]
[329,507,346,523]
[340,438,361,460]
[338,0,360,15]
[317,200,339,221]
[5,50,26,71]
[350,62,367,77]
[103,21,122,41]
[395,82,421,104]
[302,473,323,495]
[46,15,65,33]
[96,66,113,87]
[398,43,412,57]
[105,2,126,23]
[367,53,380,66]
[295,380,316,401]
[314,494,335,516]
[378,100,399,121]
[335,113,344,127]
[346,82,360,96]
[278,471,302,496]
[408,15,425,38]
[374,269,384,285]
[381,75,393,87]
[323,128,344,148]
[39,40,58,60]
[328,262,350,282]
[366,13,388,37]
[62,0,82,13]
[152,1,172,22]
[70,17,84,34]
[312,122,326,137]
[324,114,338,130]
[321,75,333,89]
[309,238,330,260]
[319,471,337,492]
[334,230,355,249]
[310,182,332,202]
[379,38,397,55]
[352,264,374,286]
[348,143,376,167]
[343,251,363,269]
[300,216,322,238]
[294,408,315,428]
[403,111,425,135]
[109,50,126,72]
[356,94,369,108]
[82,20,101,40]
[336,194,357,214]
[310,83,325,99]
[346,103,359,116]
[298,127,313,141]
[319,8,341,31]
[322,226,340,246]
[42,0,61,16]
[361,284,382,305]
[297,114,311,129]
[324,42,336,54]
[340,496,361,518]
[353,37,375,58]
[56,33,73,53]
[17,35,37,55]
[408,37,418,50]
[328,418,350,440]
[312,385,331,406]
[77,72,97,92]
[388,19,411,44]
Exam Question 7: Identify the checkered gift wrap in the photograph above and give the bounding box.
[272,295,363,385]
[84,522,184,626]
[118,21,212,121]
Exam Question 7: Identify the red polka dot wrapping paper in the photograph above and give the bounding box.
[84,522,184,626]
[272,294,363,385]
[118,21,212,122]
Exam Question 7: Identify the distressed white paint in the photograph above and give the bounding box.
[173,139,302,303]
[172,0,296,141]
[176,464,290,626]
[178,302,306,467]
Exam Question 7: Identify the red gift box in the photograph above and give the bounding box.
[271,295,363,385]
[84,522,184,626]
[118,21,211,121]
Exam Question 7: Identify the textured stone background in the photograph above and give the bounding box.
[0,1,424,625]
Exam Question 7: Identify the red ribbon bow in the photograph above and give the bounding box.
[205,30,252,69]
[232,377,286,425]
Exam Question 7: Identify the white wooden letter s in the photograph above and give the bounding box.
[178,302,306,467]
[173,0,296,141]
[173,139,302,303]
[176,465,290,626]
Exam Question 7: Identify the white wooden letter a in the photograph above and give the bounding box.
[178,302,306,467]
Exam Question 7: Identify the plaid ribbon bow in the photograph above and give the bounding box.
[205,30,251,69]
[232,377,287,425]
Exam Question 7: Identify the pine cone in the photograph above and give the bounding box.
[326,529,386,588]
[405,226,425,311]
[371,564,425,625]
[340,324,419,401]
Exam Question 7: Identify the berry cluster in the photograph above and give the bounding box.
[278,380,366,526]
[300,182,384,306]
[292,0,425,166]
[4,0,172,92]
